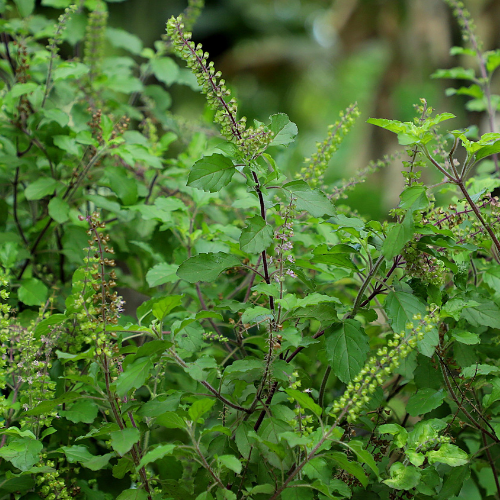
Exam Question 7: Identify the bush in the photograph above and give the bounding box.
[1,0,500,499]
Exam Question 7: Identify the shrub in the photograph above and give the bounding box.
[0,0,500,499]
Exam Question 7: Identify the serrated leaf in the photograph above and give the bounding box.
[177,252,240,283]
[25,178,59,200]
[136,444,175,470]
[150,57,179,86]
[187,154,235,192]
[281,484,314,500]
[60,445,94,463]
[328,451,368,487]
[116,490,149,500]
[378,424,408,447]
[109,428,140,457]
[189,398,215,422]
[283,180,335,217]
[285,389,322,417]
[382,214,414,260]
[106,27,143,55]
[81,452,114,471]
[152,295,183,321]
[146,263,179,287]
[399,186,429,212]
[427,443,468,467]
[0,438,42,471]
[155,412,186,429]
[384,291,426,335]
[461,299,500,328]
[406,388,445,416]
[218,455,242,474]
[325,320,369,384]
[14,0,35,17]
[48,197,70,224]
[475,140,500,162]
[239,215,273,253]
[54,61,89,81]
[431,67,476,80]
[53,135,81,156]
[60,400,98,424]
[18,278,48,306]
[367,117,408,134]
[269,113,298,146]
[115,358,152,397]
[383,462,421,490]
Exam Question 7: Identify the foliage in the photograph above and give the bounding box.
[0,1,500,499]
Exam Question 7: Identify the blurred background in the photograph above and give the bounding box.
[98,0,500,218]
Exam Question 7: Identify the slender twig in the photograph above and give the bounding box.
[318,366,331,411]
[168,348,252,414]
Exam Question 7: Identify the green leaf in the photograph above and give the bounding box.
[382,214,414,260]
[239,215,274,253]
[283,180,335,217]
[106,27,143,55]
[328,451,368,487]
[269,113,298,146]
[0,438,42,471]
[345,440,380,478]
[109,428,140,457]
[155,412,186,429]
[451,330,480,345]
[25,178,59,200]
[48,198,70,224]
[152,295,183,321]
[81,452,114,471]
[431,67,476,80]
[189,398,215,422]
[150,57,179,86]
[115,358,152,397]
[218,455,242,474]
[406,388,445,416]
[461,298,500,328]
[187,154,235,192]
[474,140,500,162]
[137,393,182,417]
[384,291,426,335]
[383,462,421,490]
[146,263,179,287]
[14,0,35,17]
[378,423,408,447]
[18,278,48,306]
[176,322,206,353]
[53,135,81,156]
[325,319,369,383]
[34,314,66,337]
[136,444,175,470]
[104,167,138,205]
[116,490,149,500]
[60,445,94,463]
[53,61,89,81]
[25,391,81,416]
[281,485,314,500]
[10,82,37,97]
[177,252,240,283]
[399,186,429,212]
[60,400,99,424]
[437,465,470,500]
[285,389,322,417]
[367,118,408,134]
[427,443,468,467]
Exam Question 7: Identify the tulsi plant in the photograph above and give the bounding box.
[0,0,500,499]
